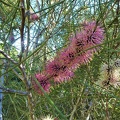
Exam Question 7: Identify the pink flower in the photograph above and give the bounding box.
[54,70,74,83]
[83,21,104,45]
[32,73,51,95]
[70,31,86,50]
[46,57,74,82]
[70,21,104,53]
[58,47,81,70]
[30,13,39,21]
[74,50,93,65]
[53,65,74,83]
[59,47,76,65]
[46,58,61,77]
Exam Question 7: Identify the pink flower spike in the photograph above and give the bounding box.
[32,73,51,95]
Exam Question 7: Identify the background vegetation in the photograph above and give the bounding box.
[0,0,120,120]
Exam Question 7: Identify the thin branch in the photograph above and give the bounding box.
[69,96,81,120]
[0,49,17,64]
[0,86,28,96]
[19,64,30,89]
[103,0,117,20]
[12,69,24,81]
[19,63,35,120]
[69,79,86,120]
[0,39,48,77]
[26,0,30,57]
[31,0,65,14]
[20,0,25,53]
[0,0,12,7]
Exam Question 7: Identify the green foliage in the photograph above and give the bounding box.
[0,0,120,120]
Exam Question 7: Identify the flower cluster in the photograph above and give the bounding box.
[32,21,104,94]
[40,115,55,120]
[98,59,120,88]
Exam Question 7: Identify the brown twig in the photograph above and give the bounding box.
[0,49,17,64]
[19,1,35,120]
[20,0,25,53]
[0,86,28,95]
[19,64,35,120]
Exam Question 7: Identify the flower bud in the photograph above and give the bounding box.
[30,13,39,21]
